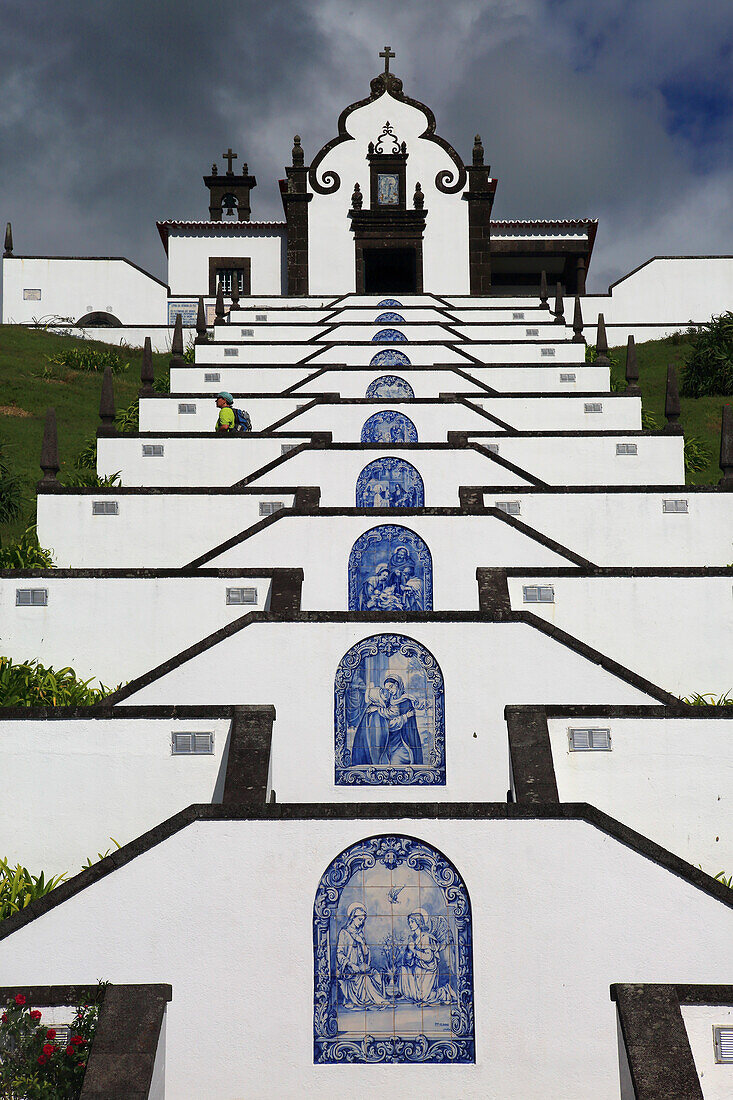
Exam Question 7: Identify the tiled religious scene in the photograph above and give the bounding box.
[2,44,733,1100]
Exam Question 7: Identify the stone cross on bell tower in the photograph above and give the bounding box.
[379,45,395,73]
[203,148,257,221]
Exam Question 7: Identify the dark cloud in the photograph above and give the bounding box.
[1,0,731,290]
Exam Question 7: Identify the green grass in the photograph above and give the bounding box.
[0,326,170,542]
[612,334,725,486]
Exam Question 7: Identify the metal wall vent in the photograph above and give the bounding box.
[616,443,638,455]
[171,731,214,755]
[540,347,555,357]
[568,727,612,751]
[512,312,525,320]
[92,501,119,515]
[714,1026,733,1063]
[584,402,603,413]
[16,588,48,606]
[241,328,254,338]
[487,443,499,454]
[255,314,267,322]
[178,403,196,414]
[142,444,164,457]
[226,587,257,605]
[224,347,239,357]
[259,501,284,516]
[204,372,221,383]
[526,328,539,336]
[495,500,521,515]
[523,584,554,603]
[663,499,688,513]
[281,443,298,455]
[559,372,576,382]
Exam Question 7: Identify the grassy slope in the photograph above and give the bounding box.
[0,325,726,544]
[0,326,170,541]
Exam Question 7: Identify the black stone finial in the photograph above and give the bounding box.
[413,182,425,210]
[719,404,733,488]
[625,335,641,395]
[230,272,240,308]
[98,365,116,434]
[292,135,304,168]
[139,336,155,396]
[664,364,682,433]
[195,296,208,344]
[473,134,484,167]
[211,162,219,176]
[38,407,60,487]
[553,282,564,324]
[214,280,226,325]
[3,222,12,257]
[572,296,585,343]
[594,313,611,367]
[170,312,185,368]
[539,270,549,309]
[351,182,363,211]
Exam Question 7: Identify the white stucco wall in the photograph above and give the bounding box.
[681,1003,733,1099]
[166,226,286,296]
[1,817,731,1099]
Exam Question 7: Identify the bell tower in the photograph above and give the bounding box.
[204,148,257,221]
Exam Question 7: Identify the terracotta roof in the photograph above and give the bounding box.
[156,220,286,253]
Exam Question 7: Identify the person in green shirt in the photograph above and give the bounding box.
[215,391,236,432]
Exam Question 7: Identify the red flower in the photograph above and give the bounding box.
[1,1013,7,1022]
[46,1028,56,1039]
[14,994,26,1006]
[66,1044,75,1056]
[30,1010,42,1021]
[71,1035,86,1045]
[42,1042,56,1056]
[37,1055,47,1065]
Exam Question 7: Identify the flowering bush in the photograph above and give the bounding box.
[0,995,100,1098]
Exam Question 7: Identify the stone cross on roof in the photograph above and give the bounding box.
[222,148,238,174]
[379,45,395,73]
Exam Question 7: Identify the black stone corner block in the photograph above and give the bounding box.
[293,486,321,511]
[81,983,172,1099]
[270,568,305,612]
[459,486,485,512]
[447,430,469,446]
[475,567,513,619]
[222,705,277,807]
[610,984,703,1100]
[504,705,559,805]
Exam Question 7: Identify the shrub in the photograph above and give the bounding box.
[73,437,97,470]
[683,435,712,473]
[641,410,659,431]
[115,400,139,433]
[0,657,116,707]
[0,991,101,1098]
[62,471,121,489]
[0,442,24,524]
[182,340,196,364]
[153,373,170,394]
[680,311,733,397]
[0,526,55,570]
[45,346,129,375]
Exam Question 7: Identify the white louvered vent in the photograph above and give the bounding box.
[241,328,254,338]
[584,402,603,413]
[568,728,612,751]
[495,500,521,515]
[259,501,284,516]
[559,372,576,382]
[16,588,48,606]
[281,443,298,455]
[171,731,214,755]
[204,372,221,383]
[224,347,239,357]
[92,501,119,515]
[523,585,554,604]
[255,314,267,322]
[616,443,638,455]
[714,1026,733,1063]
[226,587,258,605]
[512,312,525,320]
[663,499,688,513]
[178,403,196,414]
[486,444,499,454]
[541,347,555,357]
[526,328,539,336]
[142,444,164,457]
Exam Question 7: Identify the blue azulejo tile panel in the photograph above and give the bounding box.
[356,457,424,508]
[361,410,418,444]
[369,350,412,369]
[348,525,432,611]
[334,634,444,785]
[372,328,408,343]
[376,299,403,308]
[313,834,474,1063]
[374,312,406,325]
[365,374,414,398]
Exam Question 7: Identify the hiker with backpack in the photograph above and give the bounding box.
[215,392,251,433]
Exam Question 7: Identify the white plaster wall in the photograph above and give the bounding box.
[203,513,571,608]
[486,433,684,487]
[1,817,732,1099]
[36,492,296,568]
[0,718,230,869]
[498,492,731,565]
[466,343,586,365]
[322,324,462,342]
[169,365,326,394]
[166,228,286,296]
[509,576,733,695]
[453,324,570,341]
[681,1004,733,1099]
[1,257,167,325]
[587,257,733,327]
[447,308,571,323]
[216,324,329,342]
[0,575,272,681]
[139,396,309,433]
[332,307,455,322]
[194,341,316,364]
[292,367,489,397]
[307,94,470,294]
[471,396,641,431]
[548,717,733,870]
[474,365,609,393]
[123,619,653,802]
[228,307,335,322]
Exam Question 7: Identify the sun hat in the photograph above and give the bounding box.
[217,391,234,404]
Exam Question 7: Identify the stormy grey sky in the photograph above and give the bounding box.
[2,0,732,291]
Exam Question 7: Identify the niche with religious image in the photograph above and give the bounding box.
[361,410,418,444]
[369,349,411,368]
[372,328,408,343]
[356,457,424,507]
[334,633,444,786]
[365,374,415,399]
[348,525,432,612]
[313,834,474,1064]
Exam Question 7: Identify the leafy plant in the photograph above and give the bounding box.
[0,990,102,1098]
[680,311,733,397]
[153,373,170,394]
[79,839,121,870]
[641,410,659,430]
[0,441,24,524]
[62,471,121,489]
[73,437,97,470]
[683,435,712,473]
[585,343,620,369]
[45,346,129,375]
[714,871,733,889]
[680,692,733,707]
[0,657,117,707]
[0,859,66,921]
[0,526,55,570]
[182,340,196,364]
[115,400,139,433]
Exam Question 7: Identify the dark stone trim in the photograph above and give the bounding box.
[222,705,275,805]
[0,567,302,580]
[611,984,703,1100]
[475,568,512,618]
[268,569,304,611]
[37,485,299,497]
[505,705,560,804]
[497,565,733,579]
[459,483,721,496]
[208,257,251,297]
[523,704,733,720]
